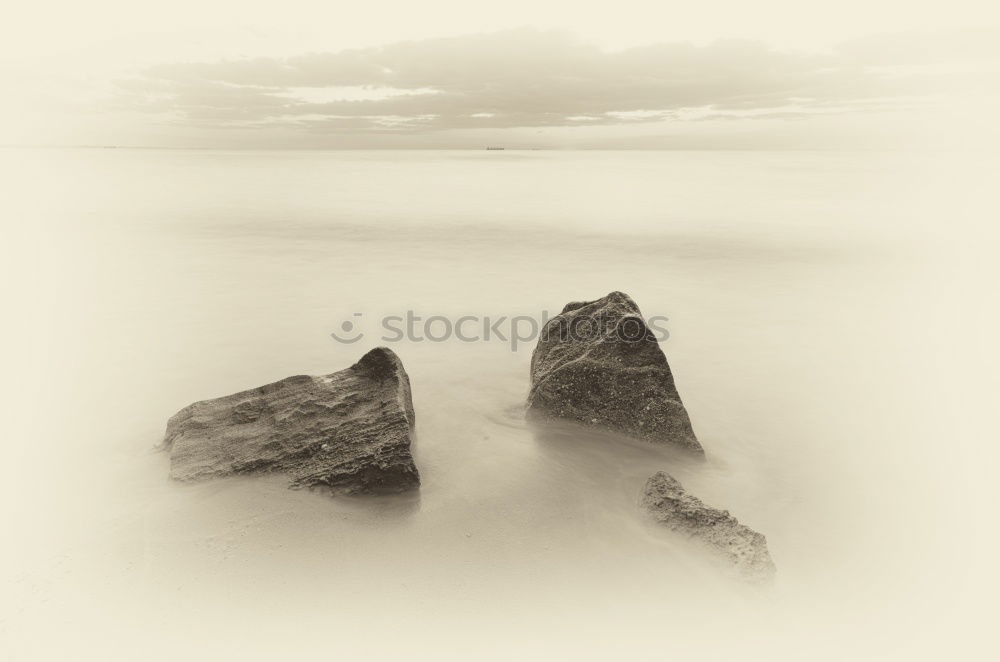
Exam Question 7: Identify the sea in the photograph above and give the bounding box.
[1,148,996,660]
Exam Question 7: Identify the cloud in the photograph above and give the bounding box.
[113,28,1000,134]
[834,27,1000,66]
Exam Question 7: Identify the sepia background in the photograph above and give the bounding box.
[2,2,998,660]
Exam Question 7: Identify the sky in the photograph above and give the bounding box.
[3,0,999,148]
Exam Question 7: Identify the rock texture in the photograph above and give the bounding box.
[526,291,702,452]
[641,472,775,581]
[162,347,419,495]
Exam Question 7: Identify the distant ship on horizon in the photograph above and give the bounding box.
[485,146,505,150]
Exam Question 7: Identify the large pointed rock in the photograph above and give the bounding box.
[641,472,775,581]
[163,347,419,495]
[526,291,702,452]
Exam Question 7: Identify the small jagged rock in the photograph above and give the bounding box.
[641,472,775,581]
[162,347,419,495]
[526,291,702,452]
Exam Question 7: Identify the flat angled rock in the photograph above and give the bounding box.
[526,291,702,452]
[162,347,419,495]
[641,472,775,582]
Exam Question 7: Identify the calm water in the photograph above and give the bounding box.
[1,149,996,660]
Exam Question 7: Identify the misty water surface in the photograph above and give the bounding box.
[1,148,994,660]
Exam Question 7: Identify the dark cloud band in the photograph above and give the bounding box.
[115,27,999,132]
